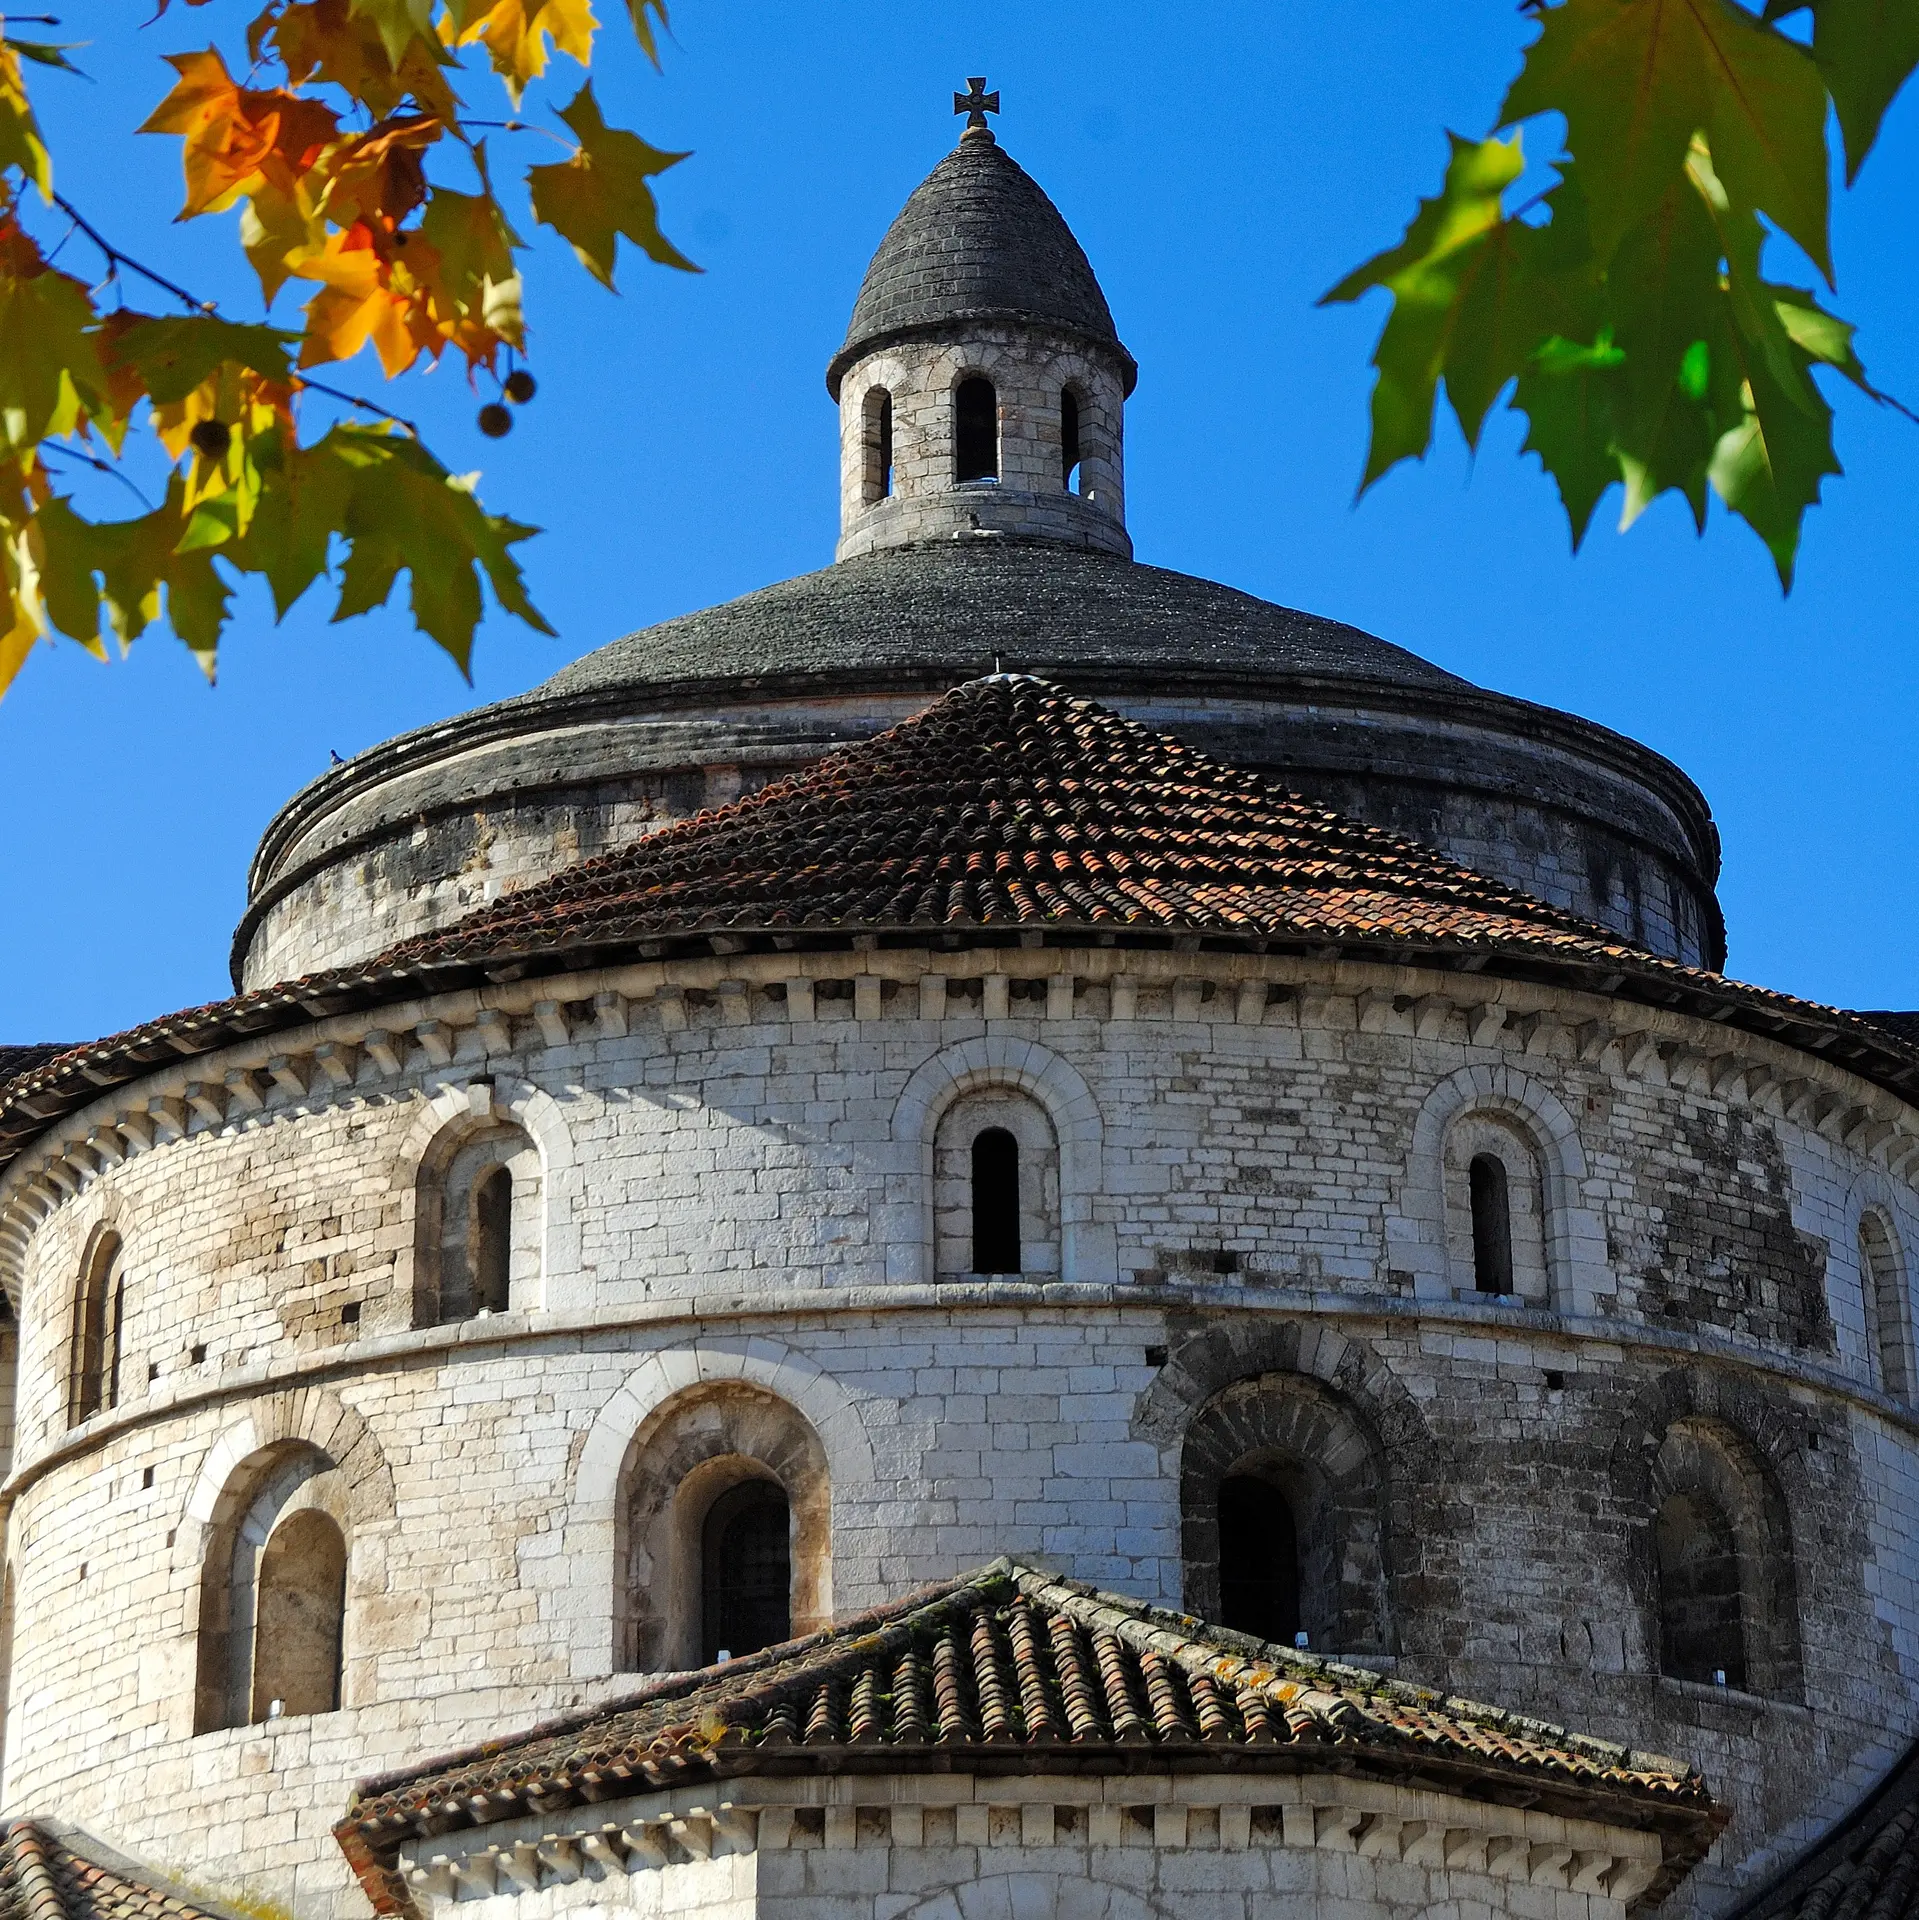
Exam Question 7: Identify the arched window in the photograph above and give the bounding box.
[1441,1107,1550,1302]
[861,386,893,502]
[616,1383,831,1672]
[1655,1490,1746,1688]
[954,376,998,482]
[195,1440,358,1733]
[68,1233,123,1426]
[1217,1474,1301,1645]
[251,1509,346,1720]
[972,1127,1021,1274]
[415,1117,540,1325]
[1181,1374,1394,1656]
[472,1164,513,1314]
[1469,1153,1513,1295]
[1860,1212,1910,1401]
[701,1479,790,1664]
[1061,387,1082,491]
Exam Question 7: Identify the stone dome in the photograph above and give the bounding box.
[826,131,1135,398]
[233,541,1725,990]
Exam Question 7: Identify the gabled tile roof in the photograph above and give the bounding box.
[0,1821,254,1920]
[5,678,1918,1171]
[335,1561,1721,1913]
[0,1046,75,1091]
[1730,1735,1919,1920]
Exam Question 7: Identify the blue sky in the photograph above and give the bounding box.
[2,2,1914,1042]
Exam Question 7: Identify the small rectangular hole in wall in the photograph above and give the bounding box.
[1544,1370,1566,1391]
[1145,1346,1169,1368]
[77,1563,86,1580]
[189,1343,207,1365]
[1211,1250,1240,1275]
[340,1302,361,1326]
[147,1362,160,1383]
[141,1466,154,1490]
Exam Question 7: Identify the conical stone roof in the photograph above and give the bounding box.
[828,134,1133,396]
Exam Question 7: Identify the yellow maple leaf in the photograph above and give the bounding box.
[445,0,596,104]
[290,222,442,374]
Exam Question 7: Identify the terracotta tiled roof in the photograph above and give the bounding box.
[0,1821,253,1920]
[375,674,1626,962]
[336,1561,1720,1911]
[1731,1737,1919,1920]
[0,1046,74,1090]
[4,679,1917,1170]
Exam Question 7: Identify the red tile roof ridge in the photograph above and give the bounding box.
[0,1819,263,1920]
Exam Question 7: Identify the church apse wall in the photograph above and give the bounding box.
[4,946,1918,1917]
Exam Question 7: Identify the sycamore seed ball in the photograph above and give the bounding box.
[503,369,537,404]
[190,420,231,460]
[478,403,513,438]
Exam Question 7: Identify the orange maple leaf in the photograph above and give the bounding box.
[140,49,339,219]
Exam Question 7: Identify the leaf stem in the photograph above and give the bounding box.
[39,441,154,510]
[461,117,576,151]
[289,374,421,437]
[50,192,215,313]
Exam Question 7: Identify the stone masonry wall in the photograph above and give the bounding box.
[834,330,1129,560]
[3,950,1917,1920]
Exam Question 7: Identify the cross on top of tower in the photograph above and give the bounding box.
[953,76,999,140]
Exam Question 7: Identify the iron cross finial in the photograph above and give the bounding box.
[954,76,1000,138]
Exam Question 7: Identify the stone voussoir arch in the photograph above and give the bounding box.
[173,1386,395,1578]
[388,1070,579,1311]
[1399,1061,1600,1308]
[554,1337,877,1679]
[892,1036,1107,1285]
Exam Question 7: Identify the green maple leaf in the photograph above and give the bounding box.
[345,0,436,69]
[0,265,107,451]
[231,427,356,618]
[98,315,298,406]
[1321,132,1535,486]
[1515,333,1627,545]
[323,425,553,671]
[33,481,231,669]
[528,81,697,289]
[1766,0,1919,179]
[1501,0,1831,278]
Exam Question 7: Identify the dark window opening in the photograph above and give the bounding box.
[862,387,893,502]
[971,1127,1021,1274]
[1470,1153,1514,1294]
[701,1480,790,1664]
[1656,1491,1747,1688]
[954,376,998,482]
[473,1164,512,1313]
[1061,387,1082,490]
[1217,1475,1301,1645]
[69,1239,120,1427]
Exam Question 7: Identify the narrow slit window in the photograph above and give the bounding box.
[1862,1215,1910,1400]
[862,386,893,502]
[472,1164,512,1314]
[1469,1153,1514,1295]
[972,1127,1021,1274]
[1217,1474,1301,1645]
[1061,388,1082,490]
[954,376,998,482]
[69,1237,119,1426]
[701,1480,790,1664]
